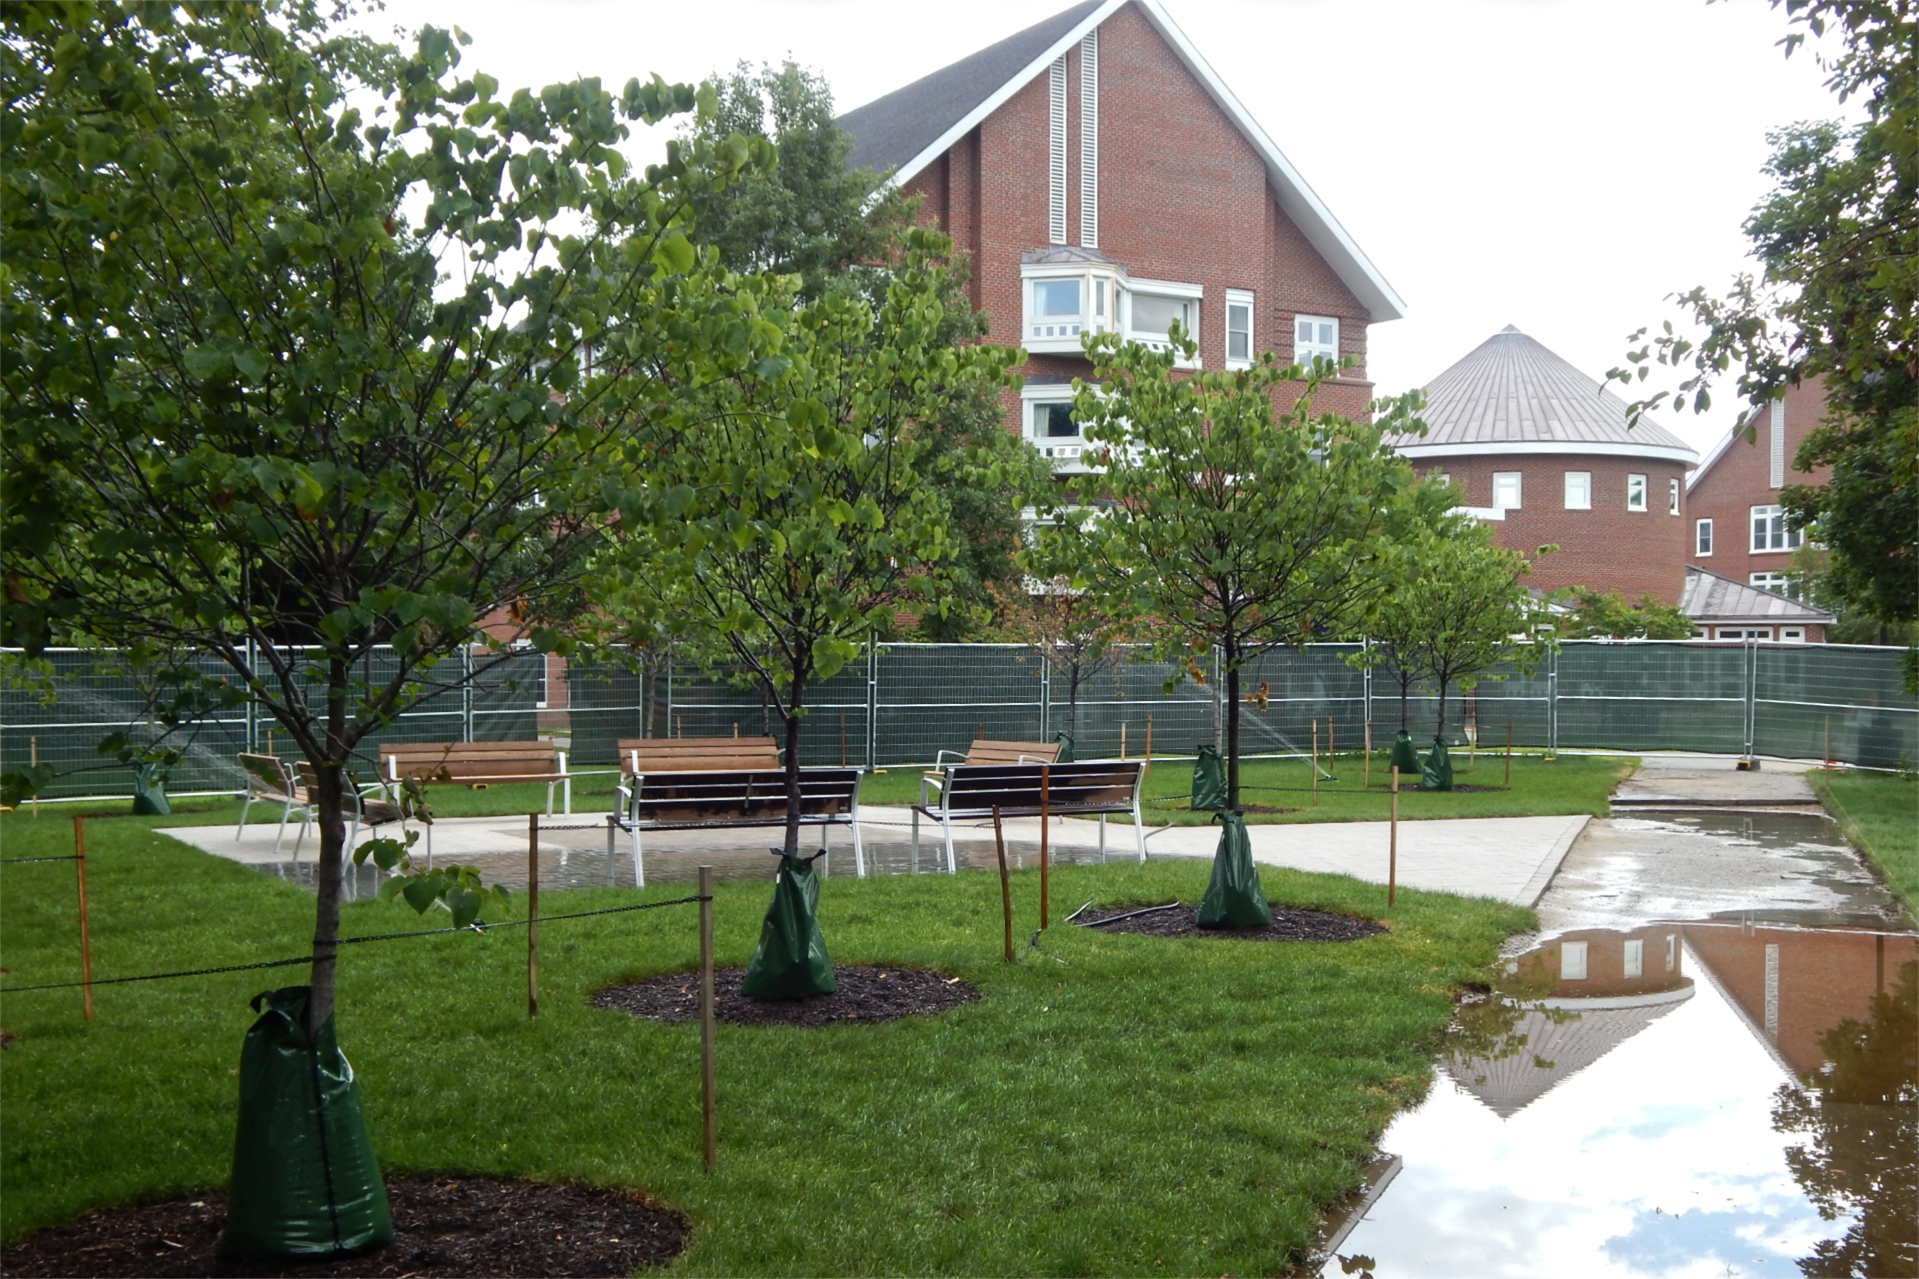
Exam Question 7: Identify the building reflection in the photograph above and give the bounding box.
[1443,925,1694,1117]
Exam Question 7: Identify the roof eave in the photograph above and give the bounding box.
[874,0,1407,324]
[1392,440,1702,466]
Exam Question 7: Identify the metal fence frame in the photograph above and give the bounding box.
[4,640,1913,801]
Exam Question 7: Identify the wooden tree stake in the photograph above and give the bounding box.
[1038,764,1050,929]
[1388,766,1399,908]
[992,807,1012,963]
[527,814,540,1017]
[74,815,93,1021]
[699,865,717,1171]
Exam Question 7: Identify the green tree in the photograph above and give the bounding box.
[1037,333,1432,809]
[1609,0,1915,637]
[679,62,1049,635]
[600,230,1021,856]
[1553,590,1697,640]
[990,578,1125,743]
[1,1,749,1031]
[1360,525,1550,740]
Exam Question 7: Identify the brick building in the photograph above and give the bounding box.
[1387,326,1701,605]
[1680,378,1836,640]
[837,0,1402,471]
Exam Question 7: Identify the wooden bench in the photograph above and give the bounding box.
[610,759,864,887]
[378,740,571,815]
[618,736,782,777]
[913,760,1146,873]
[236,753,430,864]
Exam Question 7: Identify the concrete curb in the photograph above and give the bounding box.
[1513,814,1590,908]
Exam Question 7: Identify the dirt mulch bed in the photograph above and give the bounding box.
[1075,901,1386,943]
[0,1176,688,1278]
[1431,784,1505,793]
[592,964,980,1027]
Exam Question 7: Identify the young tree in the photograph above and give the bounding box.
[1608,0,1915,638]
[1399,530,1550,741]
[1,2,751,1035]
[601,230,1021,858]
[678,63,1050,634]
[989,579,1124,743]
[1037,331,1433,810]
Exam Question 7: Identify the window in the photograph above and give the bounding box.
[1492,472,1522,511]
[1749,571,1803,600]
[1294,315,1338,370]
[1021,262,1123,353]
[1669,477,1681,515]
[1560,941,1588,981]
[1716,627,1772,641]
[1780,627,1806,643]
[1564,471,1591,509]
[1122,280,1203,365]
[1751,504,1802,553]
[1695,518,1713,556]
[1623,939,1644,979]
[1035,402,1078,438]
[1626,474,1647,511]
[1225,289,1253,368]
[1022,386,1100,471]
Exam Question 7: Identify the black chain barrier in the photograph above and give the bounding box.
[0,894,708,994]
[0,855,84,864]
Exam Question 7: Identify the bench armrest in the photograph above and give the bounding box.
[933,749,967,766]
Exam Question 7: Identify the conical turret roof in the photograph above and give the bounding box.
[1391,326,1698,464]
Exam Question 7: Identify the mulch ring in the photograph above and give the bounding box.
[592,964,981,1027]
[1074,901,1386,942]
[0,1176,688,1278]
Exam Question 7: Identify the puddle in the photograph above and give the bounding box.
[1317,808,1917,1277]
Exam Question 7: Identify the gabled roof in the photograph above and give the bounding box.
[836,0,1406,322]
[1679,566,1835,626]
[1390,326,1699,464]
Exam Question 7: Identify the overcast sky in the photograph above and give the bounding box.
[353,0,1851,458]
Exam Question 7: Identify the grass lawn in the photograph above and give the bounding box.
[0,809,1531,1276]
[1812,768,1918,924]
[863,751,1631,825]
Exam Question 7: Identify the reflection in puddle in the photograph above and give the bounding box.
[1322,926,1917,1277]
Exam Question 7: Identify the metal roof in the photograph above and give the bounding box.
[1392,326,1699,464]
[835,0,1406,323]
[1679,567,1835,625]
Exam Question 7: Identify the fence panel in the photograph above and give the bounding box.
[1755,644,1917,768]
[1555,642,1748,753]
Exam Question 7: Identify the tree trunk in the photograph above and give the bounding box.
[1066,663,1081,739]
[1398,664,1411,730]
[1434,673,1449,741]
[1223,639,1241,810]
[307,659,350,1035]
[780,670,808,858]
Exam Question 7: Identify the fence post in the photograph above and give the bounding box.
[1362,638,1373,727]
[462,646,475,742]
[1745,637,1758,758]
[1212,645,1224,753]
[865,636,878,770]
[1546,646,1559,759]
[1039,648,1050,743]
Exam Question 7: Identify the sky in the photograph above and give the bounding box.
[351,0,1853,459]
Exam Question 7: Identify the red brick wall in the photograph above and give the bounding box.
[901,2,1378,434]
[1416,454,1691,604]
[1685,378,1833,589]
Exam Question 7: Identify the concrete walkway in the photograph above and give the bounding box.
[1611,751,1820,807]
[165,805,1590,907]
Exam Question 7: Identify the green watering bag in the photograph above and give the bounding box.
[1191,744,1227,811]
[740,850,836,999]
[1420,738,1455,791]
[222,986,391,1258]
[1390,729,1421,776]
[1195,810,1273,929]
[131,762,171,816]
[1053,732,1076,764]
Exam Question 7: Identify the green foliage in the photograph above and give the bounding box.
[1814,768,1918,922]
[679,62,1048,635]
[599,230,1021,852]
[1553,589,1698,641]
[1354,517,1551,737]
[1036,332,1435,805]
[0,0,757,1023]
[1608,0,1916,632]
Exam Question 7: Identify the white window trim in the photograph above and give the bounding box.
[1780,628,1806,643]
[1123,277,1203,368]
[1294,313,1339,373]
[1020,382,1100,473]
[1563,471,1591,510]
[1669,476,1681,515]
[1626,473,1648,511]
[1224,288,1254,370]
[1695,518,1713,556]
[1560,941,1588,981]
[1492,471,1522,511]
[1749,503,1802,554]
[1020,261,1124,355]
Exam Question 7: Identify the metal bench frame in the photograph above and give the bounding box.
[609,765,865,887]
[380,741,571,815]
[913,760,1147,873]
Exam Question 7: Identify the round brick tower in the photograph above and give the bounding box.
[1390,326,1700,604]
